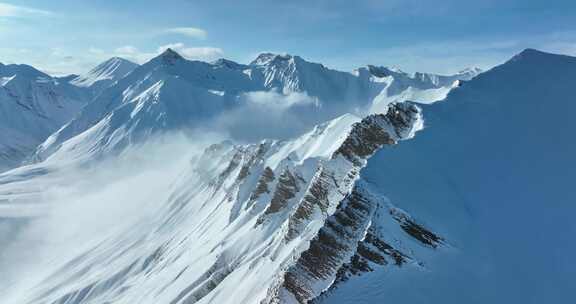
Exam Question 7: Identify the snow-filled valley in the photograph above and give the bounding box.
[0,47,574,304]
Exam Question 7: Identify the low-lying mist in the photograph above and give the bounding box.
[0,131,221,302]
[0,88,373,302]
[210,90,370,142]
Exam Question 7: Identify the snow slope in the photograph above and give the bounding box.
[33,49,239,163]
[317,48,576,304]
[0,63,90,172]
[70,57,139,99]
[1,103,444,304]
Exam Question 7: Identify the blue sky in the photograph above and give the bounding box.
[1,0,575,75]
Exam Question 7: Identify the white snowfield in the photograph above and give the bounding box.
[70,57,139,99]
[2,48,573,304]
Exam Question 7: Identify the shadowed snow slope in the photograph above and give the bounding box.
[317,48,576,304]
[0,63,90,172]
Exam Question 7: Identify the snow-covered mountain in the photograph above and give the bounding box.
[32,49,478,163]
[0,63,90,172]
[0,47,574,304]
[0,57,139,172]
[70,57,139,99]
[32,49,240,163]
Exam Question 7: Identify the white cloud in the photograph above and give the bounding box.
[242,91,316,110]
[88,47,105,55]
[50,47,65,56]
[0,2,52,18]
[114,45,139,55]
[165,27,207,39]
[109,46,152,64]
[211,90,320,141]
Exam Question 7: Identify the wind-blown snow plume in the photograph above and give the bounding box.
[0,131,218,301]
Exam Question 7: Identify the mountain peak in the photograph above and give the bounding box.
[71,56,138,88]
[157,48,185,64]
[508,48,565,64]
[250,52,296,66]
[212,58,248,70]
[105,56,136,65]
[0,62,49,79]
[366,65,406,78]
[518,48,547,56]
[94,57,138,73]
[458,67,483,75]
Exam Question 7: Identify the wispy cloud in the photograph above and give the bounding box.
[0,2,52,18]
[164,27,207,39]
[114,45,139,55]
[88,47,105,55]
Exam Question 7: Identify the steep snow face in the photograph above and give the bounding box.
[250,53,479,115]
[318,49,576,304]
[33,49,244,163]
[2,103,443,304]
[0,63,90,172]
[249,53,369,107]
[365,65,479,113]
[33,50,477,163]
[71,57,138,98]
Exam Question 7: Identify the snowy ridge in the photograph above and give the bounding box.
[8,102,443,304]
[70,57,138,98]
[267,103,428,303]
[316,48,576,303]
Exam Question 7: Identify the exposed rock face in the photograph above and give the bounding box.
[335,102,421,165]
[277,180,444,304]
[285,168,333,241]
[285,103,421,242]
[282,187,376,303]
[258,103,432,303]
[265,170,300,215]
[390,208,443,248]
[168,257,235,304]
[249,167,275,203]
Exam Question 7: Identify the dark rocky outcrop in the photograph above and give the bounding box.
[390,208,443,248]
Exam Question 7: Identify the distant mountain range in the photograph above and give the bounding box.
[32,49,478,165]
